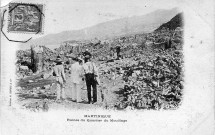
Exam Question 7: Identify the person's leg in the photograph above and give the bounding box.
[86,75,92,103]
[92,79,97,103]
[76,84,82,102]
[86,83,92,103]
[74,83,78,102]
[71,82,76,101]
[61,83,66,100]
[56,83,61,100]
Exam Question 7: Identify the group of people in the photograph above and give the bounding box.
[52,50,100,104]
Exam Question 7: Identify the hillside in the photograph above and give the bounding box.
[23,8,179,46]
[155,13,183,31]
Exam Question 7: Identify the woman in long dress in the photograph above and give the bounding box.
[69,57,84,103]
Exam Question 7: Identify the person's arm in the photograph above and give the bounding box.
[93,63,99,77]
[80,66,85,81]
[69,64,73,74]
[61,66,66,82]
[82,63,87,74]
[92,63,100,85]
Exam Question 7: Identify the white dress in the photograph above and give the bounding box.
[70,62,84,102]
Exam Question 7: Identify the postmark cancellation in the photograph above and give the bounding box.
[8,3,44,34]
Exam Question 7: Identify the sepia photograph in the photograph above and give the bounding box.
[13,2,184,112]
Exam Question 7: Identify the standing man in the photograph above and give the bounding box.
[83,55,100,104]
[82,49,92,63]
[116,46,121,60]
[53,56,66,102]
[70,57,84,103]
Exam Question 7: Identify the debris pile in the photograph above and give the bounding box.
[115,48,184,110]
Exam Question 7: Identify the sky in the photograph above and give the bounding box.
[45,0,180,35]
[1,0,181,35]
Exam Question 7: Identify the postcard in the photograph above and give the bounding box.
[0,0,214,135]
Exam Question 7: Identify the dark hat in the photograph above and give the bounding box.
[54,56,63,63]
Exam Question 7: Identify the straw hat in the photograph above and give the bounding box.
[85,54,91,59]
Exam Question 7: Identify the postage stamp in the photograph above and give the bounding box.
[8,3,44,34]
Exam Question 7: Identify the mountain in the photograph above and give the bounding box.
[24,8,179,47]
[155,13,183,31]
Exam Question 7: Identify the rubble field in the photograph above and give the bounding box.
[16,28,183,111]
